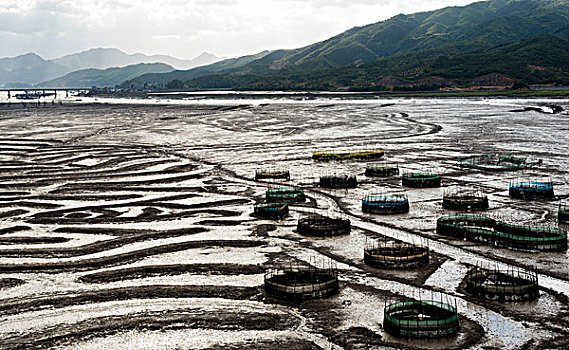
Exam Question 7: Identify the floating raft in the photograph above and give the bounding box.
[255,169,290,181]
[312,149,384,161]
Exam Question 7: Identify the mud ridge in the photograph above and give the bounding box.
[0,236,71,245]
[0,309,298,350]
[79,263,265,283]
[0,239,264,272]
[0,227,207,258]
[0,285,261,316]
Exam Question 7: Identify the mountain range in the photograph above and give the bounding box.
[0,49,221,87]
[4,0,569,91]
[125,0,569,91]
[51,48,219,72]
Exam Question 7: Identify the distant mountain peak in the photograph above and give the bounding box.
[0,47,221,86]
[50,48,221,71]
[195,52,217,58]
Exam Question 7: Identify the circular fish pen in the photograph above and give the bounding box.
[458,154,542,171]
[312,148,384,161]
[402,173,441,188]
[509,180,554,200]
[364,240,429,269]
[255,168,290,181]
[266,187,306,203]
[559,202,569,225]
[383,299,460,339]
[253,202,289,220]
[362,193,409,214]
[464,267,539,301]
[264,263,339,300]
[319,174,358,189]
[297,215,351,237]
[442,188,489,211]
[365,162,399,177]
[436,215,568,252]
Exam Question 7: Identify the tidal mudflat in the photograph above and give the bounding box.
[0,97,568,349]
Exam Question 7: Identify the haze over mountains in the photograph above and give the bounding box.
[38,63,175,89]
[126,0,569,91]
[0,49,221,88]
[51,49,219,72]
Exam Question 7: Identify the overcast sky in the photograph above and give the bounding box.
[0,0,481,60]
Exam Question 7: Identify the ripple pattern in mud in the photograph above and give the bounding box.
[1,100,569,349]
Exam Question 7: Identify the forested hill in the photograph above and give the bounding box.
[123,0,569,91]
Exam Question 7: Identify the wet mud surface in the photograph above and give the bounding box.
[1,98,569,349]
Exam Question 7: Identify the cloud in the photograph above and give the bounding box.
[151,34,182,40]
[0,0,480,59]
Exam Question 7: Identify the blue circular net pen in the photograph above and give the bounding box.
[362,194,410,214]
[509,181,554,200]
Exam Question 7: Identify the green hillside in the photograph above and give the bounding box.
[257,0,569,71]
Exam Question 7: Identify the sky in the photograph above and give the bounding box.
[0,0,481,60]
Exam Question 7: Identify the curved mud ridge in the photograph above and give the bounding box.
[79,263,266,283]
[0,307,299,350]
[0,285,261,316]
[0,240,263,272]
[0,227,207,258]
